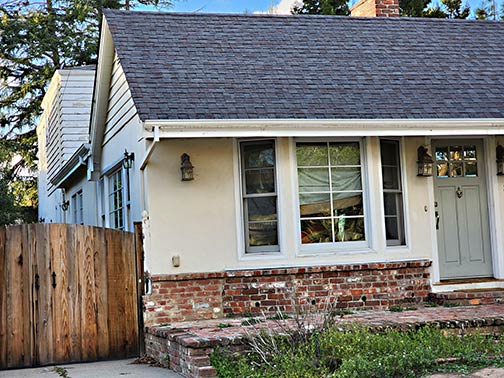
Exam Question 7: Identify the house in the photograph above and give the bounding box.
[38,0,504,326]
[37,66,96,225]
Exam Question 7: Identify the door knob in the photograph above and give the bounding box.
[456,187,463,199]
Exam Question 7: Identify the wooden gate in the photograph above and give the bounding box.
[0,224,142,369]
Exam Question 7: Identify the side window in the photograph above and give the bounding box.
[380,139,406,246]
[108,169,125,230]
[240,140,279,253]
[71,190,84,225]
[296,141,365,246]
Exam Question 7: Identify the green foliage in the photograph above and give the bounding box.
[212,326,504,378]
[475,0,504,19]
[292,0,350,16]
[401,0,470,18]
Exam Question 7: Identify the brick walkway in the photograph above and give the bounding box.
[145,304,504,378]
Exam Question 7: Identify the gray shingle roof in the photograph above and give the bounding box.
[103,10,504,120]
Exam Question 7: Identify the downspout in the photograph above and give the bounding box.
[139,125,159,286]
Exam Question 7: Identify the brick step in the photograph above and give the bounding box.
[429,290,504,306]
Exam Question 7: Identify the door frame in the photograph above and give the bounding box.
[428,136,504,283]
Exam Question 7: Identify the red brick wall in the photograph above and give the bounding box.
[144,260,431,325]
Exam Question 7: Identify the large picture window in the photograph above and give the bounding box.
[108,169,124,230]
[380,139,406,246]
[240,140,279,253]
[296,141,365,245]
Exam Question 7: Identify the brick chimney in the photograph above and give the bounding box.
[350,0,400,17]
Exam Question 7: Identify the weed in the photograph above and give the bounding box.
[163,354,170,368]
[242,318,264,326]
[424,301,439,307]
[217,322,233,329]
[54,367,70,378]
[443,302,461,308]
[389,305,404,312]
[267,313,291,320]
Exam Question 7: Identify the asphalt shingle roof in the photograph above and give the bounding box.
[103,10,504,120]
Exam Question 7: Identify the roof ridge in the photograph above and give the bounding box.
[102,9,503,24]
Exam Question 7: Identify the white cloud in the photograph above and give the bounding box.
[255,0,301,14]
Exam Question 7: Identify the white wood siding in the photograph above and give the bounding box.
[45,69,95,194]
[103,54,138,146]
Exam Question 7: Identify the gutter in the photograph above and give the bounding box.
[143,118,504,138]
[50,144,90,188]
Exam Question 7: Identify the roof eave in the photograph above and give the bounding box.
[50,144,90,188]
[143,118,504,138]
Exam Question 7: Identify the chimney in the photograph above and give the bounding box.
[350,0,400,17]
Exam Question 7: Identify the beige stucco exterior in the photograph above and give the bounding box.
[144,136,440,275]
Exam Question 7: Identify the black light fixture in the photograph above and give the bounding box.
[417,146,434,177]
[61,200,70,211]
[497,145,504,176]
[180,153,194,181]
[123,149,135,170]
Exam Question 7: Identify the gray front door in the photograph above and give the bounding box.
[433,140,493,280]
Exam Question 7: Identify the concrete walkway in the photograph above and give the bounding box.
[0,359,182,378]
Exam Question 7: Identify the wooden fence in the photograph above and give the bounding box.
[0,224,142,369]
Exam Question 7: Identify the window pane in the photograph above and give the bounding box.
[335,217,365,242]
[299,193,331,218]
[464,145,477,160]
[449,162,463,177]
[245,169,275,194]
[465,162,478,177]
[331,167,362,191]
[298,168,330,192]
[329,142,360,166]
[437,162,449,177]
[382,166,399,190]
[385,217,399,241]
[435,147,448,161]
[333,193,363,217]
[249,222,278,247]
[450,145,462,161]
[296,143,328,167]
[383,192,398,216]
[243,143,274,168]
[381,141,399,166]
[247,197,277,221]
[301,219,332,244]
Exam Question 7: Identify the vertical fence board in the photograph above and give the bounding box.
[106,229,127,359]
[122,232,138,357]
[6,225,32,368]
[67,225,82,362]
[93,227,110,360]
[134,222,145,355]
[51,224,72,363]
[0,227,6,368]
[78,225,98,361]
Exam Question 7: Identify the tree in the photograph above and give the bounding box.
[399,0,431,16]
[475,0,503,19]
[292,0,350,15]
[424,0,470,18]
[0,0,173,223]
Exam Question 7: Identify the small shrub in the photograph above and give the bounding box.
[389,305,404,312]
[217,323,233,329]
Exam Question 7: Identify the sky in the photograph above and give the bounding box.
[166,0,497,17]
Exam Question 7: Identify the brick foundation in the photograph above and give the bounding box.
[144,259,432,325]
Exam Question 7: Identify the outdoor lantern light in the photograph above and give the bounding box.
[417,146,434,177]
[180,153,194,181]
[123,149,135,170]
[61,200,70,211]
[497,145,504,176]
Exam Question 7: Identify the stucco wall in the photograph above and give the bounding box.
[145,136,435,275]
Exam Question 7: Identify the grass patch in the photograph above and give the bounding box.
[211,325,504,378]
[54,367,70,378]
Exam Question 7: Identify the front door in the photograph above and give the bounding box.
[433,140,493,280]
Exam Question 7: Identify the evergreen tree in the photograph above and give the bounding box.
[292,0,350,15]
[0,0,174,222]
[399,0,431,16]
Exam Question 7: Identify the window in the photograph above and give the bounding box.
[108,169,124,230]
[71,190,83,225]
[435,144,478,178]
[380,139,406,246]
[240,140,279,253]
[296,141,365,245]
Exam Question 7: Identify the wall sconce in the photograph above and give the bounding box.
[417,146,434,177]
[123,149,135,170]
[61,200,70,212]
[180,153,194,181]
[497,145,504,176]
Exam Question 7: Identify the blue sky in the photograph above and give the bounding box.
[170,0,277,13]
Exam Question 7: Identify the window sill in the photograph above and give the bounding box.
[239,251,286,261]
[297,246,377,257]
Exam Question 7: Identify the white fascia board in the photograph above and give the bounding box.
[89,17,115,177]
[143,118,504,138]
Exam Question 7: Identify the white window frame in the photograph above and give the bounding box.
[237,138,282,255]
[107,168,125,230]
[293,137,371,255]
